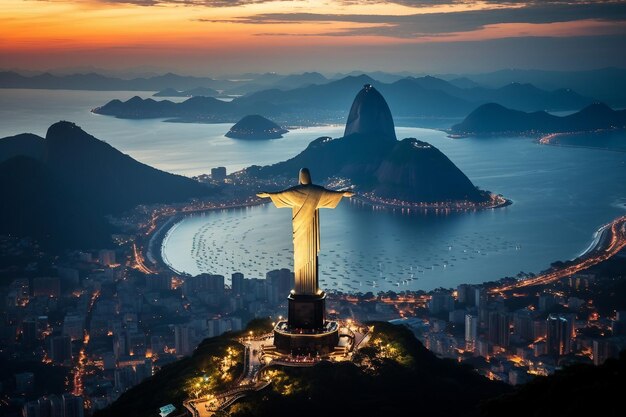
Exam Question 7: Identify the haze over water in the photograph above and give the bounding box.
[2,89,625,292]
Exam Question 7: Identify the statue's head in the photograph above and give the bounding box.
[299,168,312,185]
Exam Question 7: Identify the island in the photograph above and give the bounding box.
[225,115,288,140]
[451,102,626,136]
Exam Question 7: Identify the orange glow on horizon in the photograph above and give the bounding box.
[1,0,623,72]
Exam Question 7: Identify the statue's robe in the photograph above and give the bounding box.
[265,184,346,295]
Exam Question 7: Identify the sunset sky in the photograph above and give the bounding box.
[2,0,626,75]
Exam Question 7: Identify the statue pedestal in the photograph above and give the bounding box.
[273,291,339,354]
[287,292,326,329]
[273,320,339,355]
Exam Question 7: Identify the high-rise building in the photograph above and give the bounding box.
[49,394,63,417]
[22,318,38,345]
[465,314,479,351]
[456,284,475,305]
[512,309,535,342]
[488,311,510,348]
[50,335,72,364]
[211,166,227,181]
[546,314,572,357]
[62,314,85,341]
[231,272,244,296]
[62,393,84,417]
[592,339,619,366]
[429,292,455,314]
[174,325,194,356]
[474,288,487,309]
[538,293,557,312]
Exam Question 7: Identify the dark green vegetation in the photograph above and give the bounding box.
[0,121,212,250]
[226,115,288,140]
[452,102,626,135]
[94,336,244,417]
[482,352,626,417]
[99,319,626,417]
[230,322,509,417]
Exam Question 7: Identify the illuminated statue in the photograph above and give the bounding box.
[257,168,354,295]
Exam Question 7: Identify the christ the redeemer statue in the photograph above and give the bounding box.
[257,168,354,296]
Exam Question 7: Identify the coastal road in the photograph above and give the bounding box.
[492,215,626,293]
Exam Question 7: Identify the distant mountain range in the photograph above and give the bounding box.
[153,87,219,97]
[92,74,596,126]
[443,67,626,107]
[0,71,329,95]
[0,122,212,249]
[5,67,626,107]
[451,102,626,136]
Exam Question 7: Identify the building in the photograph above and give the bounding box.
[465,314,479,351]
[98,249,116,266]
[50,335,72,364]
[429,292,455,314]
[512,309,534,342]
[211,166,227,181]
[62,394,84,417]
[62,314,85,341]
[456,284,475,305]
[15,372,35,394]
[33,277,61,298]
[488,311,510,348]
[592,339,620,365]
[174,325,194,356]
[546,314,572,357]
[231,272,244,296]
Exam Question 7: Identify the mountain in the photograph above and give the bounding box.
[344,84,397,141]
[0,122,212,249]
[0,71,234,91]
[92,95,279,122]
[95,321,510,417]
[374,138,484,202]
[482,352,626,417]
[247,85,490,204]
[225,115,288,140]
[452,102,626,135]
[235,75,593,121]
[0,133,45,163]
[91,74,595,126]
[0,155,113,249]
[449,67,626,107]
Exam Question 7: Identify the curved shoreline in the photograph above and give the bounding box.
[350,193,511,212]
[491,214,626,293]
[538,129,626,152]
[140,199,626,296]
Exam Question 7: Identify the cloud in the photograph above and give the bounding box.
[194,1,626,38]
